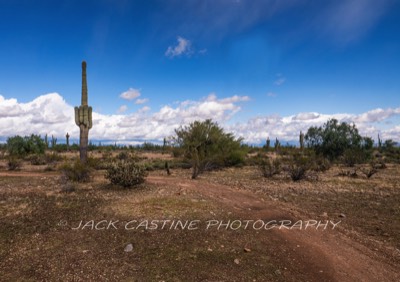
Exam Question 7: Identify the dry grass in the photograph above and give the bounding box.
[1,152,399,281]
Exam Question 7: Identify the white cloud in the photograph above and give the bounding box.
[353,108,400,123]
[0,93,76,138]
[292,112,320,121]
[274,77,286,86]
[0,95,25,117]
[1,93,399,144]
[165,36,193,58]
[117,105,128,113]
[138,106,150,113]
[135,98,149,104]
[120,88,141,100]
[267,92,277,97]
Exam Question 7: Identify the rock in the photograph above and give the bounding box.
[124,243,133,252]
[234,258,240,265]
[339,213,346,218]
[275,270,281,275]
[244,248,251,252]
[321,212,328,217]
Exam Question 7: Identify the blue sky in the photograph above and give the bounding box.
[0,0,400,144]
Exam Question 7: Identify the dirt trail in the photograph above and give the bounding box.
[148,175,400,282]
[2,171,398,281]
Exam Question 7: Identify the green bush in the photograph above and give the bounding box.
[105,160,148,188]
[341,147,372,167]
[305,119,372,161]
[7,134,46,157]
[259,158,281,178]
[225,150,246,167]
[174,119,243,179]
[60,160,92,182]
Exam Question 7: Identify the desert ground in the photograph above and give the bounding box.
[0,151,399,281]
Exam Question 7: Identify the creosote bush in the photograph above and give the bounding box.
[312,156,331,172]
[7,158,22,171]
[105,160,148,188]
[60,160,92,182]
[285,154,310,181]
[259,158,281,178]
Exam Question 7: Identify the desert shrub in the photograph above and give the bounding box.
[105,160,147,188]
[225,150,246,167]
[102,151,112,160]
[148,159,166,170]
[172,147,184,158]
[29,154,47,165]
[116,151,130,160]
[312,156,331,172]
[7,158,22,171]
[29,153,63,165]
[46,152,63,163]
[169,161,192,169]
[174,119,243,179]
[341,148,370,167]
[285,154,310,181]
[7,134,46,157]
[60,160,92,182]
[305,119,372,161]
[259,158,281,178]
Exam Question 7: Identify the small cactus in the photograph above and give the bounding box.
[378,134,382,148]
[274,138,280,150]
[299,131,304,149]
[74,61,93,163]
[44,134,49,149]
[265,137,270,150]
[51,135,57,148]
[66,132,70,151]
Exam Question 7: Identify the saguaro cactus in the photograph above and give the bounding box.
[74,61,92,163]
[66,132,70,151]
[299,131,304,149]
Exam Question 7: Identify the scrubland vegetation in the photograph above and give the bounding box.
[1,118,400,281]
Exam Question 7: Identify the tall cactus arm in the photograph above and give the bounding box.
[74,107,80,126]
[88,107,93,129]
[81,61,88,106]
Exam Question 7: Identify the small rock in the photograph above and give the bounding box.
[124,243,133,252]
[244,248,251,253]
[275,270,281,275]
[207,248,213,252]
[339,213,346,218]
[234,258,240,265]
[321,212,328,217]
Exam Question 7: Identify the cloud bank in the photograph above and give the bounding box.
[0,93,399,144]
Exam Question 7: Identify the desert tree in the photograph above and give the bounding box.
[174,119,243,179]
